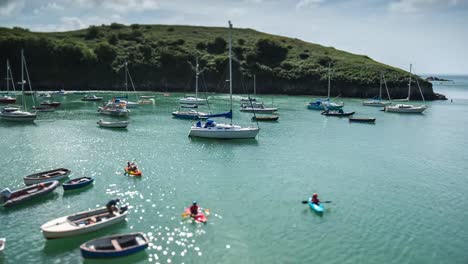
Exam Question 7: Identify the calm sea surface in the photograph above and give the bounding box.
[1,76,467,264]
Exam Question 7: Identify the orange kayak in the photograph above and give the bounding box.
[124,167,142,177]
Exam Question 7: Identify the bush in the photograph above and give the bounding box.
[254,38,288,66]
[237,39,245,45]
[107,34,118,45]
[167,27,174,32]
[299,53,309,60]
[172,39,185,46]
[207,37,227,54]
[94,42,117,63]
[110,23,125,30]
[317,56,332,66]
[85,26,100,40]
[233,46,244,60]
[196,42,206,50]
[287,45,293,49]
[130,24,140,30]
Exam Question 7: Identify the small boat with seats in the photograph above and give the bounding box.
[1,181,59,207]
[62,177,94,191]
[80,232,148,259]
[349,117,376,123]
[251,115,279,121]
[97,119,129,128]
[23,168,71,185]
[321,109,355,117]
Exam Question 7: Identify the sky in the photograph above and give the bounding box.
[0,0,467,74]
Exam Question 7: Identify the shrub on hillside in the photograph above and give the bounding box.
[110,23,125,29]
[107,34,118,45]
[85,26,100,40]
[254,38,288,66]
[94,42,117,63]
[299,53,309,60]
[196,42,206,50]
[207,37,227,54]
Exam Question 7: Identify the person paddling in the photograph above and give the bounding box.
[311,193,320,205]
[190,201,199,217]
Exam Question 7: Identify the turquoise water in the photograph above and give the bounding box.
[1,77,467,264]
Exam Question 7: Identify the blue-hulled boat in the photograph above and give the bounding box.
[62,177,94,191]
[307,99,344,110]
[80,233,148,259]
[308,197,324,213]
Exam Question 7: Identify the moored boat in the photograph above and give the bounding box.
[41,205,128,239]
[384,104,427,113]
[240,102,278,114]
[252,115,279,121]
[1,181,59,207]
[349,117,376,123]
[321,109,355,117]
[180,103,198,108]
[23,168,71,186]
[80,232,148,259]
[81,95,103,101]
[98,98,130,117]
[172,110,206,120]
[32,106,55,112]
[0,95,16,104]
[97,119,129,128]
[62,177,94,191]
[0,107,37,122]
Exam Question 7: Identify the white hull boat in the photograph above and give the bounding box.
[0,109,36,122]
[189,123,259,139]
[384,104,427,113]
[240,107,277,114]
[98,107,129,117]
[362,100,391,107]
[41,206,128,239]
[179,97,207,105]
[0,238,5,252]
[24,168,71,185]
[97,119,129,128]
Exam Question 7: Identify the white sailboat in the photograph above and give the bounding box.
[240,74,258,102]
[0,50,37,122]
[180,57,207,105]
[239,74,278,113]
[0,60,17,104]
[362,72,392,107]
[392,64,412,102]
[385,64,427,113]
[188,21,259,139]
[307,65,344,110]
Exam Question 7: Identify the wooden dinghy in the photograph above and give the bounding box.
[41,205,128,239]
[62,177,94,191]
[80,232,148,259]
[23,168,71,186]
[1,181,59,207]
[349,117,376,123]
[251,115,279,121]
[321,110,355,117]
[97,119,129,128]
[0,238,5,252]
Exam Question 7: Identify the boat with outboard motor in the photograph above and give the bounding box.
[1,181,59,207]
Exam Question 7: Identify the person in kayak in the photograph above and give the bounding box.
[106,198,120,215]
[190,201,199,216]
[311,193,320,205]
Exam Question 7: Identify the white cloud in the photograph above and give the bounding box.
[72,0,159,13]
[33,2,64,15]
[389,0,466,13]
[296,0,324,10]
[0,0,25,17]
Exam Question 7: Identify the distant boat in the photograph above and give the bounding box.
[97,119,129,128]
[180,103,198,109]
[62,177,94,191]
[51,89,66,96]
[188,21,259,139]
[32,106,55,112]
[0,59,16,104]
[385,64,427,114]
[81,95,103,101]
[240,74,258,103]
[38,92,51,98]
[172,110,207,120]
[0,238,5,252]
[98,98,130,117]
[180,57,207,105]
[307,65,344,110]
[240,102,278,114]
[321,109,355,117]
[251,115,279,121]
[41,205,128,239]
[0,50,37,122]
[349,117,376,123]
[363,72,392,107]
[23,168,71,186]
[1,181,59,207]
[40,101,61,108]
[80,233,148,259]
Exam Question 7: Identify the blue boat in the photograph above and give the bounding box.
[172,110,203,119]
[307,99,344,110]
[62,177,94,191]
[80,233,148,259]
[308,197,324,213]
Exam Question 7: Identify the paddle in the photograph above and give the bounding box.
[301,200,332,204]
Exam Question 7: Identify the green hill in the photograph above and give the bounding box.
[0,24,441,100]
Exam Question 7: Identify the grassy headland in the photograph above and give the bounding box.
[0,24,441,100]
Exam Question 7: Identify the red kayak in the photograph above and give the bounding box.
[184,207,207,223]
[124,167,142,177]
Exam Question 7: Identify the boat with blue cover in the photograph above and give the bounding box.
[307,65,343,110]
[308,197,324,213]
[62,177,94,191]
[80,232,148,259]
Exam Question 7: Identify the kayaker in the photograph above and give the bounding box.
[190,201,199,216]
[311,193,320,205]
[106,198,120,215]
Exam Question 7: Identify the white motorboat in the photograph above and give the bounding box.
[240,102,278,114]
[188,21,259,139]
[41,206,128,239]
[97,119,129,128]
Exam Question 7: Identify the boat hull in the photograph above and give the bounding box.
[97,120,129,128]
[0,112,37,122]
[184,207,207,223]
[384,104,427,113]
[308,197,324,213]
[41,207,128,239]
[98,107,129,117]
[62,177,94,191]
[240,108,277,114]
[23,168,71,186]
[80,233,148,259]
[349,117,376,123]
[0,238,5,252]
[2,181,59,207]
[0,98,16,104]
[189,125,259,139]
[362,101,391,107]
[179,98,207,105]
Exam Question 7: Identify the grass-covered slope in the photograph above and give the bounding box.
[0,24,437,99]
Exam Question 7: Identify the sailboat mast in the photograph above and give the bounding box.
[124,61,128,97]
[228,21,233,125]
[327,64,331,99]
[5,60,9,92]
[253,74,256,96]
[408,64,412,100]
[195,57,199,100]
[379,72,383,99]
[21,49,24,93]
